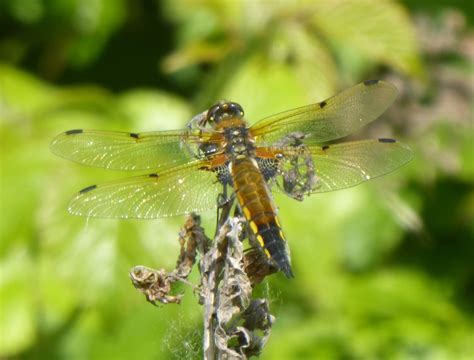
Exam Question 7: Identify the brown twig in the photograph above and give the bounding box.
[130,208,276,359]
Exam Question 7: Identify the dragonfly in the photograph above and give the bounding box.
[51,80,413,278]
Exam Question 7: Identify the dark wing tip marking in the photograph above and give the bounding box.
[149,173,159,178]
[363,79,380,86]
[322,145,330,151]
[79,184,97,194]
[65,129,84,135]
[130,132,140,139]
[320,100,327,108]
[378,138,397,143]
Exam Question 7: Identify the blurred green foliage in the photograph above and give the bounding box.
[1,0,473,359]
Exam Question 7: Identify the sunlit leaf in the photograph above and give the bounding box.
[311,0,423,77]
[0,64,56,119]
[117,90,192,130]
[0,249,36,355]
[219,55,306,121]
[274,23,338,101]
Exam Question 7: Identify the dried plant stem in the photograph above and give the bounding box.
[131,209,274,359]
[201,221,231,359]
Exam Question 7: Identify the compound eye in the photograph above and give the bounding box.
[228,102,244,118]
[206,104,221,124]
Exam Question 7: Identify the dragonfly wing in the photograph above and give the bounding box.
[68,160,226,219]
[308,139,413,193]
[50,129,217,171]
[250,80,398,144]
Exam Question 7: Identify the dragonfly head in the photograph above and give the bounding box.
[206,101,244,125]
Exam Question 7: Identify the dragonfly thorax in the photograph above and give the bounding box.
[223,125,255,159]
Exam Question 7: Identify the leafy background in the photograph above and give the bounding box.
[0,0,473,359]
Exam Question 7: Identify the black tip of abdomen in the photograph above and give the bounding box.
[257,221,294,278]
[281,264,294,278]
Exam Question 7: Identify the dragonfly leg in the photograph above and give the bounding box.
[215,184,235,232]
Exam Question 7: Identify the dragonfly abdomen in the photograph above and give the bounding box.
[231,158,293,278]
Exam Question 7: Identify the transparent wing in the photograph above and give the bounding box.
[308,139,413,193]
[50,128,219,171]
[250,80,398,144]
[68,161,225,219]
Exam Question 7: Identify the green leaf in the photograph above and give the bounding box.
[312,0,423,77]
[66,0,126,67]
[219,55,307,121]
[273,23,338,100]
[0,64,56,119]
[0,249,36,356]
[118,90,192,130]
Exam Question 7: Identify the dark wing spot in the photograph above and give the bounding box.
[320,101,327,108]
[256,158,278,182]
[79,185,97,194]
[364,79,379,86]
[130,133,140,139]
[149,173,159,178]
[378,138,396,143]
[322,145,330,151]
[65,129,83,135]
